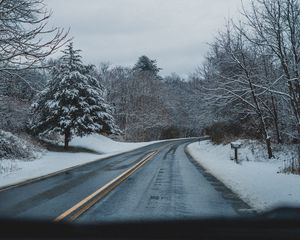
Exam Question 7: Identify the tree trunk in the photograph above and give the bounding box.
[64,129,70,150]
[271,96,282,144]
[266,137,273,159]
[275,123,282,144]
[235,50,274,159]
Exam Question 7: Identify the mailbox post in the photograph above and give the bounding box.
[231,141,242,163]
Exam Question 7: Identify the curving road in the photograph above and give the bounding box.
[0,138,252,222]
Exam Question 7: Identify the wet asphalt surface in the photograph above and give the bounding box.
[0,138,253,222]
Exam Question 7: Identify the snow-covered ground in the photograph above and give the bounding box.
[187,140,300,212]
[69,134,156,154]
[0,134,159,189]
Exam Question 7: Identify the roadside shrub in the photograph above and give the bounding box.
[160,126,181,140]
[0,96,31,134]
[0,130,41,160]
[205,122,244,144]
[283,158,300,175]
[281,146,300,175]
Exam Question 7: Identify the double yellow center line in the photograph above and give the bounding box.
[54,150,158,222]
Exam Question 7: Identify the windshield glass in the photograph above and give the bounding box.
[0,0,300,224]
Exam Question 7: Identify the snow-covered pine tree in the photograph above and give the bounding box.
[30,42,119,149]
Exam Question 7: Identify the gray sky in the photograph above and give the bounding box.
[46,0,246,76]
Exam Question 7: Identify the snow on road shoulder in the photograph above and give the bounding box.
[187,140,300,212]
[69,134,156,154]
[0,134,159,189]
[0,152,112,189]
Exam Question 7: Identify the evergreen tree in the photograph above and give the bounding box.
[132,55,161,75]
[30,43,119,149]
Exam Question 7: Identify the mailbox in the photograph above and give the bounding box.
[231,141,242,163]
[231,142,242,149]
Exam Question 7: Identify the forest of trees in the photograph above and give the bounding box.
[2,0,300,168]
[196,0,300,161]
[97,57,205,141]
[0,44,205,146]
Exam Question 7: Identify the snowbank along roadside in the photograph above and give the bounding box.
[187,140,300,212]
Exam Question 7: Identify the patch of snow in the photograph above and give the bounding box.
[187,140,300,212]
[69,134,160,154]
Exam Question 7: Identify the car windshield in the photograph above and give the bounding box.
[0,0,300,225]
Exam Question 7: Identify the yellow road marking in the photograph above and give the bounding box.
[54,150,158,222]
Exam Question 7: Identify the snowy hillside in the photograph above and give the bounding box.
[0,134,158,189]
[187,140,300,212]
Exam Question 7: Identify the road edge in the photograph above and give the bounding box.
[184,142,257,217]
[0,151,135,193]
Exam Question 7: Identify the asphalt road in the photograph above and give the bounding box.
[0,138,252,222]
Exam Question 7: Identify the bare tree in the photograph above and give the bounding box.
[202,25,276,158]
[238,0,300,141]
[0,0,69,134]
[0,0,68,72]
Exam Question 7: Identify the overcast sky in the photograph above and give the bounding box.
[45,0,246,76]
